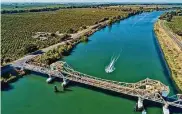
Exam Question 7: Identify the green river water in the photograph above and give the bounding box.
[2,11,181,114]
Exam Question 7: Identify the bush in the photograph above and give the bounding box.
[66,28,76,34]
[108,19,113,25]
[24,43,38,54]
[80,35,88,42]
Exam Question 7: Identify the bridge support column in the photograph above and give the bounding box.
[46,74,54,83]
[61,77,69,91]
[163,103,170,114]
[135,97,144,112]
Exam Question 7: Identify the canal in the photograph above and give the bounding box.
[1,11,179,114]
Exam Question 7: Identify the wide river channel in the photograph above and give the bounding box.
[2,11,180,114]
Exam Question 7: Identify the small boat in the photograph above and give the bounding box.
[105,53,120,73]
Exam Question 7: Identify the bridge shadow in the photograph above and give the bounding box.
[67,80,138,100]
[169,106,182,113]
[1,84,14,91]
[67,81,182,113]
[64,81,165,109]
[152,30,179,93]
[24,71,182,112]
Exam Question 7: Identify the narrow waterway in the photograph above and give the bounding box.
[2,11,180,114]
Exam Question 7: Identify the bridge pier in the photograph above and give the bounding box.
[61,77,69,91]
[135,97,144,112]
[46,74,54,83]
[163,103,170,114]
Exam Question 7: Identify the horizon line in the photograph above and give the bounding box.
[1,1,182,3]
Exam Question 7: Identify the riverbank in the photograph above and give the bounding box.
[1,8,129,65]
[27,11,141,66]
[1,68,27,90]
[154,20,182,92]
[1,10,141,88]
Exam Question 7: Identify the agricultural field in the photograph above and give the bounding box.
[155,21,182,91]
[1,8,128,65]
[1,3,66,11]
[166,16,182,40]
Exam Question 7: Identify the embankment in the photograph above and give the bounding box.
[154,20,182,92]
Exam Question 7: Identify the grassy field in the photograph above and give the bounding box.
[1,8,128,64]
[166,16,182,40]
[155,21,182,92]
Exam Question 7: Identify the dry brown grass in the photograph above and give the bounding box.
[155,20,182,92]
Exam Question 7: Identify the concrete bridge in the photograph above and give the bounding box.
[15,61,182,110]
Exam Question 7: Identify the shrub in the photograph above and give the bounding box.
[24,43,38,53]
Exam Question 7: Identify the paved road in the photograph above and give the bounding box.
[160,20,182,51]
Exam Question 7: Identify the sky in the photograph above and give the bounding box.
[1,0,182,3]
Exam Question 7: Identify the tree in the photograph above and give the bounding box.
[66,28,76,34]
[24,43,38,53]
[80,36,88,42]
[139,7,143,11]
[108,19,113,25]
[166,14,173,22]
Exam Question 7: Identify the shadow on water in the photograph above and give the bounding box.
[67,81,138,101]
[64,81,182,113]
[170,106,182,113]
[1,65,13,75]
[152,30,178,94]
[108,24,113,32]
[65,81,182,112]
[1,84,14,91]
[11,70,181,112]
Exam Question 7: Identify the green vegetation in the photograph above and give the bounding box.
[159,10,182,22]
[1,8,128,65]
[29,38,81,65]
[166,16,182,37]
[159,10,182,38]
[80,36,88,42]
[1,3,67,14]
[155,21,182,92]
[1,71,25,90]
[1,3,65,10]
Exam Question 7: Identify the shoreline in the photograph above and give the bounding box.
[1,10,141,89]
[154,20,182,93]
[2,10,142,67]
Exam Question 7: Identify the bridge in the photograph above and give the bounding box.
[15,61,182,109]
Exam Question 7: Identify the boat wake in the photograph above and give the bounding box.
[132,13,149,27]
[105,50,121,73]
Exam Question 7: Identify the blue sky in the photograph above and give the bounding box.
[2,0,182,3]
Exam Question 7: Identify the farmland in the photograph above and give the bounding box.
[166,16,182,40]
[1,8,128,65]
[1,2,65,11]
[155,21,182,91]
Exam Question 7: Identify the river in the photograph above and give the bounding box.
[1,11,180,114]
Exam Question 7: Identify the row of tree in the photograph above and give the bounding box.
[1,3,132,14]
[30,36,88,65]
[159,10,182,22]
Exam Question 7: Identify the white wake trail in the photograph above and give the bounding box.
[105,50,122,73]
[132,13,149,27]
